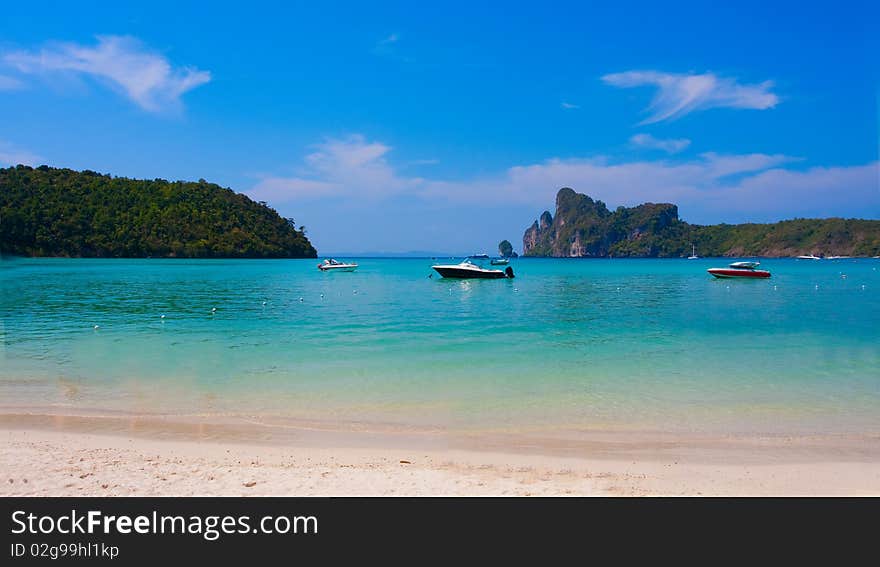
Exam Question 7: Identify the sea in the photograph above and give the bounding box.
[1,256,878,436]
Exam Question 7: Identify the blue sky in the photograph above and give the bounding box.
[0,0,877,253]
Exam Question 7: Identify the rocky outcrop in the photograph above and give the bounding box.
[521,187,880,257]
[522,187,682,257]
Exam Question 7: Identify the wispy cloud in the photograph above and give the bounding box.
[372,32,413,62]
[378,33,399,46]
[602,70,779,124]
[249,133,877,223]
[0,140,42,167]
[3,35,211,112]
[630,133,691,154]
[560,101,580,110]
[0,75,23,90]
[250,135,414,201]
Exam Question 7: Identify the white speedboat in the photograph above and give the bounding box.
[317,259,358,272]
[432,259,514,279]
[796,254,821,260]
[490,257,510,265]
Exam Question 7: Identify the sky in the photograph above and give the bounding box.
[0,0,878,254]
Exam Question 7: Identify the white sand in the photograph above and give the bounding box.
[2,414,879,496]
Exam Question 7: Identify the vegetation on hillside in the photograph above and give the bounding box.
[0,165,316,258]
[523,187,880,257]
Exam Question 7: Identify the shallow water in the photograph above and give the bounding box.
[1,256,878,435]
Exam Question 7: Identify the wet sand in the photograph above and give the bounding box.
[2,411,879,496]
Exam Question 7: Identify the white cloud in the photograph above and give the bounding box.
[3,35,210,112]
[0,141,42,167]
[630,133,691,154]
[249,133,878,224]
[0,75,23,90]
[602,70,779,124]
[560,101,580,110]
[249,135,418,201]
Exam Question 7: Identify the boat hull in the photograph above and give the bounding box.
[708,268,770,279]
[433,266,509,279]
[318,265,357,272]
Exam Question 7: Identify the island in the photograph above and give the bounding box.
[0,165,316,258]
[498,239,518,258]
[523,187,880,257]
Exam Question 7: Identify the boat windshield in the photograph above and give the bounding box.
[729,261,759,269]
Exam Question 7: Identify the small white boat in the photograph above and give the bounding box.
[796,253,821,260]
[490,257,510,265]
[317,259,358,272]
[687,244,699,260]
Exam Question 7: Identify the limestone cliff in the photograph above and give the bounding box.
[522,187,880,258]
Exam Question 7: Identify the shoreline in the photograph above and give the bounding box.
[2,410,879,496]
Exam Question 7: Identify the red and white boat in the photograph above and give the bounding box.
[707,261,770,279]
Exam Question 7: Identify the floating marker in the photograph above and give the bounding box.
[262,301,266,306]
[299,297,304,302]
[93,325,99,330]
[211,307,217,312]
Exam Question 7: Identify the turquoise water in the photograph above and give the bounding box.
[1,257,878,435]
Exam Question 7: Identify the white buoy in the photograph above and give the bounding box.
[815,285,819,290]
[160,314,165,319]
[93,324,99,330]
[320,294,324,299]
[262,301,266,306]
[299,297,304,302]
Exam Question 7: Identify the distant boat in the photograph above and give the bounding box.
[317,259,358,272]
[707,261,771,279]
[490,258,510,265]
[796,253,822,260]
[687,244,699,260]
[468,253,490,259]
[825,255,850,260]
[432,259,514,279]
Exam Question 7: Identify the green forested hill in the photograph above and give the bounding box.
[0,165,316,258]
[523,187,880,257]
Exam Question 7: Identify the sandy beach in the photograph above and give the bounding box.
[2,412,878,496]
